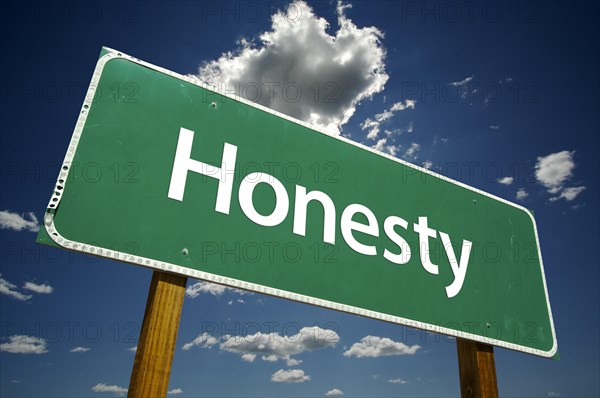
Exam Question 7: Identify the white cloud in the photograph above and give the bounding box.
[185,281,250,298]
[450,74,474,86]
[220,326,338,364]
[198,0,388,135]
[372,138,387,151]
[404,142,420,160]
[23,282,53,294]
[241,353,257,362]
[371,138,398,156]
[547,392,560,397]
[489,125,500,130]
[70,347,91,353]
[128,346,137,353]
[286,357,303,366]
[497,176,514,185]
[389,378,408,384]
[271,369,310,383]
[325,388,345,396]
[0,335,48,354]
[499,77,513,84]
[91,383,128,396]
[550,186,586,202]
[376,100,415,122]
[362,100,415,140]
[422,160,433,170]
[168,388,183,395]
[516,188,529,201]
[0,275,32,301]
[0,210,39,232]
[535,150,575,193]
[185,281,227,298]
[361,118,380,140]
[343,336,420,358]
[184,326,338,365]
[181,332,219,351]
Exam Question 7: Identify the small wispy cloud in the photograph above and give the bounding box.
[403,142,421,160]
[23,282,53,294]
[389,378,409,384]
[489,125,500,130]
[325,388,345,396]
[450,74,474,86]
[516,188,529,201]
[371,137,398,157]
[181,333,219,351]
[549,186,586,202]
[0,275,32,301]
[497,176,514,185]
[91,383,127,396]
[362,99,415,140]
[0,210,39,232]
[185,281,250,299]
[168,388,183,395]
[70,347,91,353]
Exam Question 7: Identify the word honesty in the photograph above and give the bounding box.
[167,128,473,298]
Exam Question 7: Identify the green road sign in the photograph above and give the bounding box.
[38,47,557,357]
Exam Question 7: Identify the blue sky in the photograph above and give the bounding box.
[0,1,598,397]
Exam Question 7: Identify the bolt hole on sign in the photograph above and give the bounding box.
[37,48,557,357]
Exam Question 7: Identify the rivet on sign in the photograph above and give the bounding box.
[210,101,217,109]
[473,199,477,205]
[182,248,189,256]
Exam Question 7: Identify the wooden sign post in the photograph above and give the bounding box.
[457,338,499,398]
[128,271,187,398]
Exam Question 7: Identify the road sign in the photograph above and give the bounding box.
[37,47,557,357]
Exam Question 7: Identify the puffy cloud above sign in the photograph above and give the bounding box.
[198,0,388,134]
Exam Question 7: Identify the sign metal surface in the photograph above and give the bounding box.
[38,48,557,357]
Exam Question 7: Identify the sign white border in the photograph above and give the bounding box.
[43,47,557,357]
